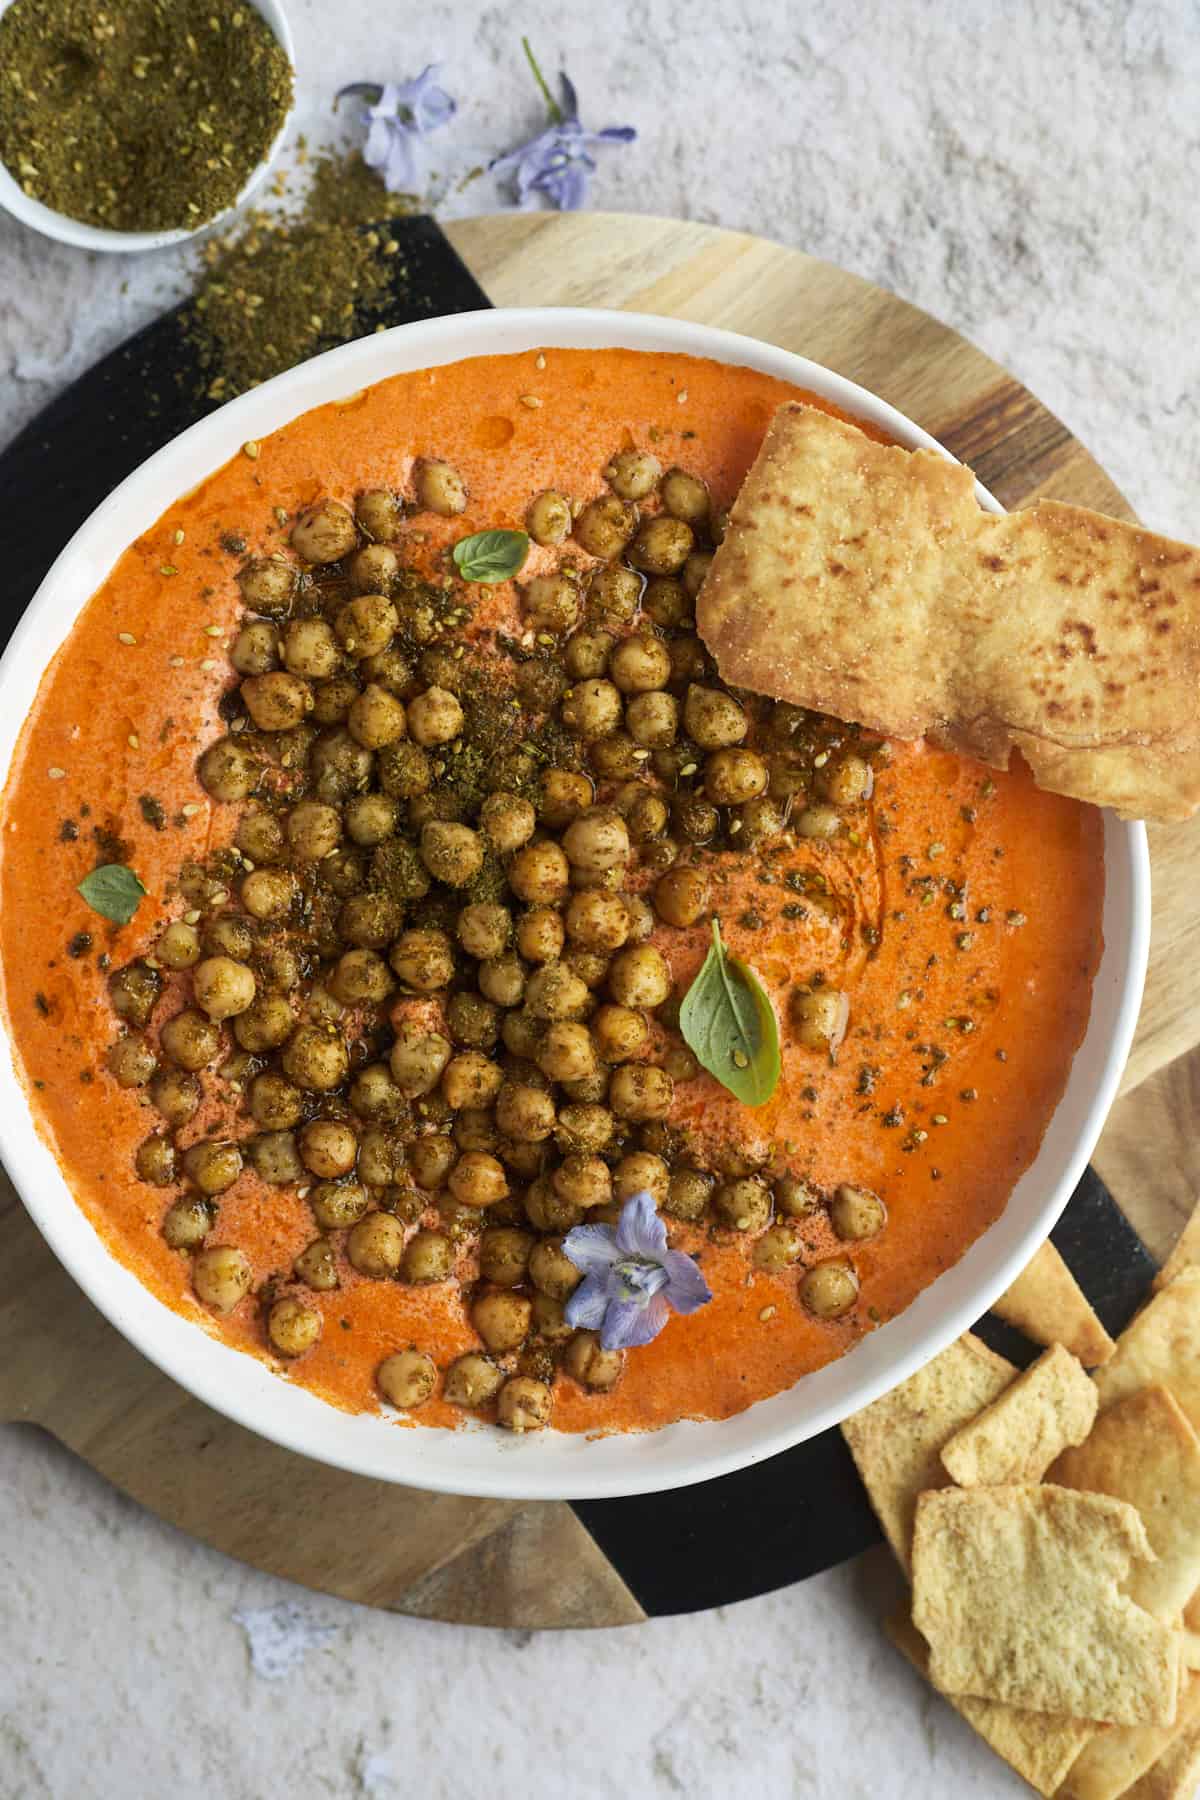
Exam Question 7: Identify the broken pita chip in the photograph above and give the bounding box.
[1095,1270,1200,1434]
[696,403,1200,821]
[887,1610,1093,1798]
[940,1343,1097,1487]
[1120,1688,1200,1800]
[992,1241,1116,1367]
[1060,1675,1200,1800]
[840,1333,1016,1572]
[911,1485,1180,1725]
[1155,1201,1200,1292]
[1052,1386,1200,1623]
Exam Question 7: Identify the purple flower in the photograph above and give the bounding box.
[563,1192,711,1352]
[339,67,457,194]
[490,42,635,212]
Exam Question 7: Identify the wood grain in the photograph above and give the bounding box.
[0,211,1192,1627]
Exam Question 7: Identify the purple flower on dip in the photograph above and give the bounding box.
[339,66,457,193]
[490,39,636,212]
[563,1192,711,1351]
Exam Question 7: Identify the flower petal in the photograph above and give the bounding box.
[562,1222,619,1278]
[381,128,418,195]
[565,1273,609,1330]
[661,1250,713,1316]
[362,111,398,171]
[589,125,637,144]
[616,1191,668,1260]
[558,72,581,121]
[601,1293,670,1351]
[398,64,457,134]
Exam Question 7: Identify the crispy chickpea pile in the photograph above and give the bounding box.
[105,446,884,1434]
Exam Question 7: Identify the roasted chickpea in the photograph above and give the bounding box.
[800,1260,859,1318]
[378,740,432,800]
[770,1176,819,1219]
[281,1024,349,1092]
[494,1080,556,1143]
[159,1007,220,1072]
[295,1236,339,1291]
[161,1193,213,1250]
[713,1176,773,1232]
[574,491,637,559]
[479,1226,534,1287]
[333,593,397,662]
[347,683,407,751]
[241,866,297,922]
[389,929,454,994]
[562,1330,624,1392]
[233,994,294,1053]
[681,549,714,599]
[609,634,671,696]
[733,796,784,847]
[640,576,690,630]
[308,1180,369,1230]
[445,991,499,1050]
[443,1149,506,1209]
[326,949,393,1008]
[536,774,592,838]
[344,1209,404,1279]
[132,1131,174,1187]
[561,809,629,877]
[299,1119,358,1179]
[443,1351,504,1409]
[608,944,671,1009]
[523,962,588,1022]
[501,1009,542,1061]
[230,619,280,677]
[238,555,297,616]
[291,498,357,564]
[526,488,573,546]
[354,485,404,542]
[193,1245,252,1313]
[349,543,399,594]
[107,960,162,1029]
[477,953,526,1009]
[265,1295,322,1358]
[615,1151,669,1205]
[508,842,570,907]
[497,1374,552,1432]
[406,1132,455,1190]
[668,635,710,690]
[626,691,679,748]
[660,466,710,526]
[609,1063,674,1121]
[400,1228,453,1285]
[665,1167,712,1221]
[791,988,849,1053]
[553,1153,612,1211]
[248,1129,302,1185]
[189,955,255,1024]
[579,568,638,632]
[603,447,660,500]
[402,686,462,751]
[684,685,747,749]
[348,1061,406,1122]
[472,1288,532,1353]
[523,1175,584,1233]
[794,803,841,841]
[629,514,693,575]
[144,1074,197,1137]
[413,457,467,516]
[241,1073,297,1137]
[439,1050,502,1112]
[336,794,395,850]
[202,915,254,962]
[338,891,403,951]
[521,571,580,635]
[525,1235,579,1301]
[754,1223,803,1271]
[308,728,374,805]
[197,736,258,802]
[554,1103,613,1154]
[564,630,615,681]
[704,748,768,805]
[241,671,313,733]
[156,921,203,971]
[564,889,629,953]
[831,1184,887,1242]
[416,820,481,888]
[590,1003,649,1062]
[561,677,622,741]
[536,1021,598,1084]
[280,617,338,681]
[653,866,709,929]
[378,1347,438,1408]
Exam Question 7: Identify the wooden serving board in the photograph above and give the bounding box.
[1,211,1196,1630]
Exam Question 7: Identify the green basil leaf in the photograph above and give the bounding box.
[77,863,147,927]
[679,917,781,1108]
[451,529,530,584]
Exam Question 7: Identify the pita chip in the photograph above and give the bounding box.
[992,1241,1116,1367]
[1060,1675,1200,1800]
[1155,1200,1200,1293]
[1052,1385,1200,1623]
[887,1610,1092,1798]
[940,1343,1097,1487]
[1095,1270,1200,1434]
[840,1333,1016,1572]
[1119,1688,1200,1800]
[696,403,1200,821]
[911,1485,1180,1725]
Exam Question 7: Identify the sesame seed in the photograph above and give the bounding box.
[677,389,689,405]
[47,766,66,780]
[928,841,944,858]
[203,624,223,637]
[519,394,543,409]
[758,1305,777,1322]
[242,440,260,460]
[127,733,139,749]
[169,655,185,667]
[117,632,137,646]
[174,529,185,545]
[200,658,218,671]
[813,751,829,767]
[159,564,177,577]
[535,353,546,370]
[183,909,202,925]
[932,1113,948,1125]
[181,803,203,817]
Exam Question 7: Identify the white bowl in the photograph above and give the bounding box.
[0,308,1149,1499]
[0,0,294,254]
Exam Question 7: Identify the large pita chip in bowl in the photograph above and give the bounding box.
[1051,1385,1200,1624]
[910,1485,1180,1725]
[940,1343,1097,1488]
[696,404,1200,821]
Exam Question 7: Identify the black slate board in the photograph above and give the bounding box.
[0,216,1157,1618]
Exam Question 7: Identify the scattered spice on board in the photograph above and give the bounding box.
[0,0,293,232]
[185,151,415,399]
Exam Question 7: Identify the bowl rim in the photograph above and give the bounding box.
[0,306,1150,1499]
[0,0,295,254]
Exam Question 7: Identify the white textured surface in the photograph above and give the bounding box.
[1,2,1194,1794]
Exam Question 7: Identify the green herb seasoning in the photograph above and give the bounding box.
[0,0,293,232]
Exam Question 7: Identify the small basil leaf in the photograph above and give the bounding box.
[77,863,147,927]
[452,528,530,584]
[679,917,781,1108]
